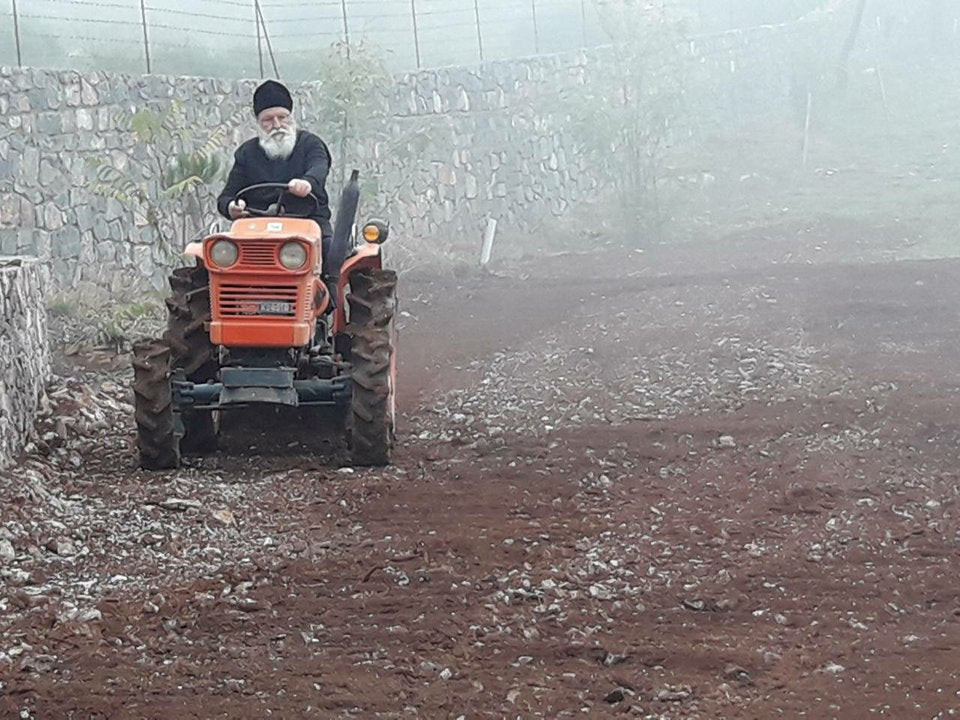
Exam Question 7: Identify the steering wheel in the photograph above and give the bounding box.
[235,182,320,219]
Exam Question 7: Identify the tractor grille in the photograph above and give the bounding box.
[239,241,279,267]
[217,283,300,318]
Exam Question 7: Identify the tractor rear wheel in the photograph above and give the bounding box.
[133,339,180,470]
[346,269,398,466]
[164,264,218,454]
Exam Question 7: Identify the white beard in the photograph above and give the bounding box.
[258,122,297,160]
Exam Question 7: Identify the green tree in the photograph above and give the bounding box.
[299,41,432,262]
[87,101,242,260]
[558,0,694,238]
[308,42,393,190]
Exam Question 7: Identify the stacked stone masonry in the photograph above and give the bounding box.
[0,28,794,293]
[0,258,49,468]
[0,58,604,292]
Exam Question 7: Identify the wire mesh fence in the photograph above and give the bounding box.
[13,1,932,81]
[1,0,637,79]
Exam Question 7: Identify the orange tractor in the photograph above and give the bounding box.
[132,173,397,469]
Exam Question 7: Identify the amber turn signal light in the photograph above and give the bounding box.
[362,219,390,244]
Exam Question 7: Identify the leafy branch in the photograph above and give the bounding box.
[85,101,244,260]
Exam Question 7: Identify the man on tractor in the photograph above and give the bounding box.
[132,77,398,472]
[217,79,339,296]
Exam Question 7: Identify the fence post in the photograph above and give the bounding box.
[139,0,151,73]
[531,0,540,54]
[254,0,264,77]
[474,0,484,62]
[580,0,587,47]
[801,91,813,167]
[254,0,279,78]
[340,0,351,60]
[410,0,421,68]
[10,0,22,67]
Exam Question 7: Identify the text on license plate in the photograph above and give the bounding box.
[259,301,295,315]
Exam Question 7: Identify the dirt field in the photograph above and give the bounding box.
[2,220,960,719]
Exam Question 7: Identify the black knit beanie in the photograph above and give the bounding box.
[253,80,293,117]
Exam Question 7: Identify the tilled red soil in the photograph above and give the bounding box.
[2,220,960,719]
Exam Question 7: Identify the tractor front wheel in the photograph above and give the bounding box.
[133,339,180,470]
[346,269,398,466]
[164,264,217,454]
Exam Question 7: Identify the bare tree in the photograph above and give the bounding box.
[558,1,692,239]
[837,0,868,90]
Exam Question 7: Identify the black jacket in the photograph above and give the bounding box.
[218,130,333,226]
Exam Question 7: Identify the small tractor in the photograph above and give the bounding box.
[132,173,397,469]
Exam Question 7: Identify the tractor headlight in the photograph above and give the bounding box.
[210,239,238,268]
[279,241,308,270]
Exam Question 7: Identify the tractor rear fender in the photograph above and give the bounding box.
[333,242,382,334]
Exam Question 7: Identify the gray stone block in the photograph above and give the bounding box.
[93,214,111,241]
[55,226,82,258]
[37,112,63,135]
[0,229,16,254]
[39,158,59,185]
[16,229,37,253]
[80,79,99,105]
[43,203,65,231]
[21,146,39,184]
[104,197,124,222]
[74,205,95,233]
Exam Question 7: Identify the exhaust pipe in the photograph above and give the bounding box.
[329,169,360,274]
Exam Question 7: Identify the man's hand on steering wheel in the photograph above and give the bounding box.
[228,199,247,219]
[287,178,312,198]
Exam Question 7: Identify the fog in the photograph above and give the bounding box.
[2,0,957,251]
[1,0,608,77]
[5,3,960,713]
[5,0,948,79]
[3,1,957,259]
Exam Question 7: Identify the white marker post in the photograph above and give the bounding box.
[480,218,498,267]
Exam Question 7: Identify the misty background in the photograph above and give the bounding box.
[3,1,946,77]
[2,0,960,263]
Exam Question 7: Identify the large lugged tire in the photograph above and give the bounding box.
[133,339,180,470]
[163,264,217,454]
[346,269,397,466]
[164,264,216,379]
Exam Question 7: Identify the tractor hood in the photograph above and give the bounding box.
[227,217,322,241]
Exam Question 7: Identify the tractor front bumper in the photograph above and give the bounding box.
[173,368,351,410]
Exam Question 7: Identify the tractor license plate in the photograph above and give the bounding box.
[259,301,294,315]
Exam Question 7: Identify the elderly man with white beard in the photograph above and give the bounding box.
[217,79,337,289]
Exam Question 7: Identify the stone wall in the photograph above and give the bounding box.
[0,25,797,293]
[0,258,49,468]
[0,56,601,292]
